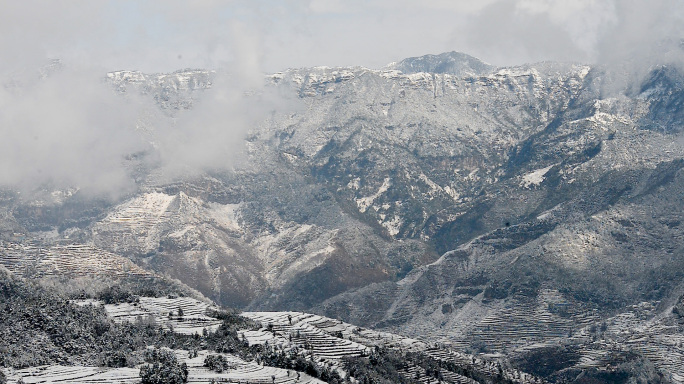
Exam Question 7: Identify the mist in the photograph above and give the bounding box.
[0,2,295,199]
[0,66,147,197]
[1,0,682,199]
[461,0,684,94]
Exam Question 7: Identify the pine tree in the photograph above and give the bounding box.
[140,348,188,384]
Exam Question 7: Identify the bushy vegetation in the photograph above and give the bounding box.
[343,347,413,384]
[511,345,580,378]
[99,284,140,305]
[140,348,188,384]
[342,346,516,384]
[0,268,531,383]
[0,269,250,368]
[37,274,203,304]
[0,269,349,383]
[244,343,345,383]
[513,348,667,384]
[204,354,233,372]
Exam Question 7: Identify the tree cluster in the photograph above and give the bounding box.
[204,354,233,373]
[0,270,250,369]
[140,348,188,384]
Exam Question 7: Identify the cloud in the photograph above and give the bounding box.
[2,1,682,72]
[595,0,684,93]
[0,66,148,197]
[1,0,682,199]
[154,70,299,179]
[456,0,616,66]
[454,0,684,97]
[460,1,587,65]
[458,0,684,67]
[143,20,304,181]
[0,1,296,199]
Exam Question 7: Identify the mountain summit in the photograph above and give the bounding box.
[387,51,494,76]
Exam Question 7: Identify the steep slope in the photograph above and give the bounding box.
[85,57,593,310]
[311,63,684,380]
[4,51,684,381]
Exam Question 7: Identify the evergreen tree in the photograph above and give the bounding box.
[140,348,188,384]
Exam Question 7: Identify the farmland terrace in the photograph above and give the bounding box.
[0,240,153,279]
[4,296,545,383]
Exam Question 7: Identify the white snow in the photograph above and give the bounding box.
[347,177,360,190]
[521,165,554,188]
[207,203,242,232]
[356,177,391,213]
[381,215,403,237]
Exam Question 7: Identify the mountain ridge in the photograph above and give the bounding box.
[3,50,684,381]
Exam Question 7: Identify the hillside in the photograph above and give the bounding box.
[0,271,545,383]
[2,50,684,381]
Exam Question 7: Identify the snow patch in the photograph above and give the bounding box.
[381,215,403,237]
[103,192,175,225]
[347,177,360,190]
[356,177,391,213]
[207,203,242,231]
[521,165,554,188]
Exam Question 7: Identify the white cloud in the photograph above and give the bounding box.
[0,67,147,197]
[0,0,681,197]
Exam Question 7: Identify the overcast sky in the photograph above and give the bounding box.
[1,0,681,74]
[0,0,682,197]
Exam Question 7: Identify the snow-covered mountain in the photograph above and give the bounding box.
[4,51,684,380]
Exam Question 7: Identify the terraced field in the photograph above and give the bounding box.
[397,364,478,384]
[0,240,153,279]
[6,297,545,383]
[241,311,541,383]
[181,350,324,384]
[2,350,324,384]
[480,299,684,383]
[88,296,224,335]
[2,365,140,384]
[569,303,684,383]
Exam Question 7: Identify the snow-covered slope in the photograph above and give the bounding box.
[4,51,684,380]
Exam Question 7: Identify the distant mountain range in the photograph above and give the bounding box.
[3,50,684,381]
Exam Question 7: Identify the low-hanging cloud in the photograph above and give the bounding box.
[0,66,148,198]
[459,0,611,66]
[460,0,684,66]
[147,20,301,180]
[2,0,683,200]
[0,1,298,199]
[458,0,684,95]
[595,0,684,94]
[154,68,299,179]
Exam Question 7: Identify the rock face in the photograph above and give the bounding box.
[4,51,684,379]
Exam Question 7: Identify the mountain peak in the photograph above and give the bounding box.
[387,51,494,77]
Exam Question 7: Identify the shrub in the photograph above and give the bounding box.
[99,285,139,305]
[102,350,128,368]
[204,354,234,373]
[140,348,188,384]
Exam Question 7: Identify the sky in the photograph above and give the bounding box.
[0,0,682,197]
[3,0,683,74]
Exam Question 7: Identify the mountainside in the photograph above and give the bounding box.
[87,58,594,310]
[3,51,684,381]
